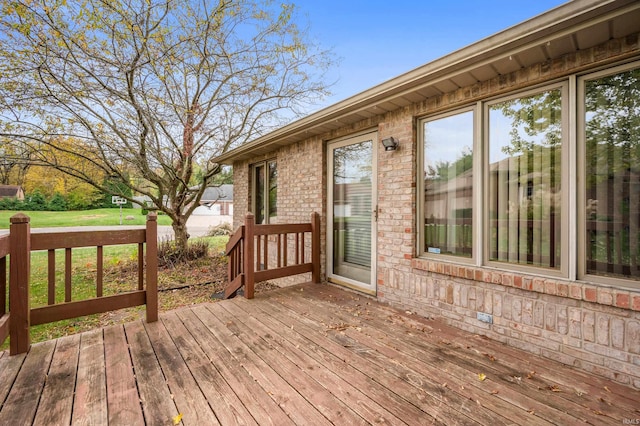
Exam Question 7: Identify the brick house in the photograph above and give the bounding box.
[213,1,640,388]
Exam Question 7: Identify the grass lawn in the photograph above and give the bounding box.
[14,235,229,346]
[1,208,235,349]
[0,208,172,228]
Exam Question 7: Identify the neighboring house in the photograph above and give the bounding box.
[196,184,234,216]
[0,185,25,200]
[213,1,640,388]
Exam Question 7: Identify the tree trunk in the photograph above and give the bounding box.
[172,217,190,254]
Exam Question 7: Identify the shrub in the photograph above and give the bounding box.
[48,193,68,211]
[0,197,22,210]
[24,191,47,211]
[206,222,233,236]
[157,238,209,267]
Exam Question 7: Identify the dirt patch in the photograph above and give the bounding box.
[79,214,109,220]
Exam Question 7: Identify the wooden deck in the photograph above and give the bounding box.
[0,283,638,425]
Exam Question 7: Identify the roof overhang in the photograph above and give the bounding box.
[213,0,640,165]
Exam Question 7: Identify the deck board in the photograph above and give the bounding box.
[0,340,55,425]
[103,325,145,425]
[0,283,638,425]
[33,334,79,426]
[72,329,108,425]
[161,311,258,426]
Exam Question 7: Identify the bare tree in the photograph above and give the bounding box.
[0,138,35,186]
[0,0,333,251]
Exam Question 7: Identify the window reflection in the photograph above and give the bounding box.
[584,68,640,281]
[423,111,473,257]
[488,89,562,269]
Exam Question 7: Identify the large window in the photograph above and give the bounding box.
[488,87,564,270]
[252,160,277,224]
[421,110,474,258]
[417,65,640,289]
[582,66,640,282]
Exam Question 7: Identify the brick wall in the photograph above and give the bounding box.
[379,262,640,388]
[374,34,640,388]
[232,33,640,387]
[233,138,325,285]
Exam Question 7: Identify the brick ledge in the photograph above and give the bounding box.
[410,258,640,312]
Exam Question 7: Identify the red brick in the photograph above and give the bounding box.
[533,278,545,293]
[633,295,640,311]
[466,268,475,280]
[513,275,523,288]
[502,273,513,287]
[545,281,557,295]
[570,285,582,299]
[597,289,613,306]
[584,287,597,302]
[474,270,483,281]
[557,283,569,297]
[615,293,630,309]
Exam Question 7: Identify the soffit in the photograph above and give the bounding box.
[214,0,640,165]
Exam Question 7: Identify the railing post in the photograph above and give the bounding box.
[244,213,255,299]
[9,214,31,355]
[311,212,321,284]
[145,212,158,322]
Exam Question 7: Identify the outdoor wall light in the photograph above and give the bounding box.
[381,137,398,151]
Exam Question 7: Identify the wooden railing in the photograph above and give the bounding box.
[0,233,9,347]
[225,212,320,299]
[0,213,158,355]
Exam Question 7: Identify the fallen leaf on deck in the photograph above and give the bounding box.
[604,386,611,393]
[173,413,183,425]
[548,385,561,392]
[478,373,487,381]
[490,390,499,395]
[527,371,536,379]
[483,353,496,361]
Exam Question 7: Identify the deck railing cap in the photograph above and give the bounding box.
[10,213,30,224]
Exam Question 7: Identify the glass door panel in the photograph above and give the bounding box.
[328,133,376,292]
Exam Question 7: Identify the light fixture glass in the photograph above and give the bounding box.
[381,137,398,151]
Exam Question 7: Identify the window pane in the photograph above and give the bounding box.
[585,68,640,281]
[254,164,265,224]
[423,111,473,257]
[488,89,562,269]
[268,161,277,221]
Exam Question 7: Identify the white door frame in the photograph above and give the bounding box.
[326,131,377,295]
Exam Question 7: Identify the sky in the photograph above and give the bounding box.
[293,0,568,111]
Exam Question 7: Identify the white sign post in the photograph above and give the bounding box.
[111,196,127,225]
